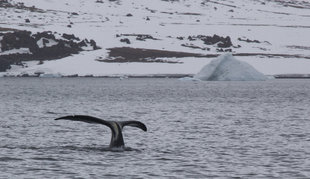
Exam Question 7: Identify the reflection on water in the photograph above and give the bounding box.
[1,78,310,178]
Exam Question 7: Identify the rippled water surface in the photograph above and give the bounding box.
[1,78,310,178]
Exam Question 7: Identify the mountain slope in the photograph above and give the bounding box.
[1,0,310,76]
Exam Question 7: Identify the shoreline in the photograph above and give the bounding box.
[1,74,310,79]
[0,74,194,78]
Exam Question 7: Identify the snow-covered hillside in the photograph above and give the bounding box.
[0,0,310,77]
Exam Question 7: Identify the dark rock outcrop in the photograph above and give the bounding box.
[238,37,260,43]
[188,34,233,48]
[62,33,80,41]
[120,38,131,44]
[0,57,11,72]
[102,47,215,63]
[0,0,43,12]
[116,34,159,41]
[0,30,101,72]
[1,31,36,52]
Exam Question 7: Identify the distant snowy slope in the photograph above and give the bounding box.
[0,0,310,76]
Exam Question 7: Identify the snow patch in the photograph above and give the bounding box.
[37,38,58,48]
[0,48,32,55]
[194,53,267,81]
[82,44,94,51]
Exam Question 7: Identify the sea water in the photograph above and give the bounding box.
[1,78,310,178]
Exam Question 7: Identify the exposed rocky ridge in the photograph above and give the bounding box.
[267,0,310,9]
[187,34,233,48]
[0,30,100,72]
[104,47,210,63]
[117,33,235,52]
[102,47,310,64]
[117,34,160,41]
[0,0,43,12]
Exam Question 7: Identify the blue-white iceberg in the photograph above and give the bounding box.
[194,53,267,81]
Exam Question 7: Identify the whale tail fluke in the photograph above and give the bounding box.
[119,121,147,131]
[54,115,147,148]
[54,115,147,131]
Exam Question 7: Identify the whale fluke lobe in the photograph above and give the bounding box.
[55,115,112,126]
[54,115,147,148]
[119,121,147,131]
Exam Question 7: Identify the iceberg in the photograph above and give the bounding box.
[194,53,267,81]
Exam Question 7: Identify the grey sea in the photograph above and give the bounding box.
[1,78,310,178]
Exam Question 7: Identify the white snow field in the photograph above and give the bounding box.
[194,53,267,81]
[0,0,310,76]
